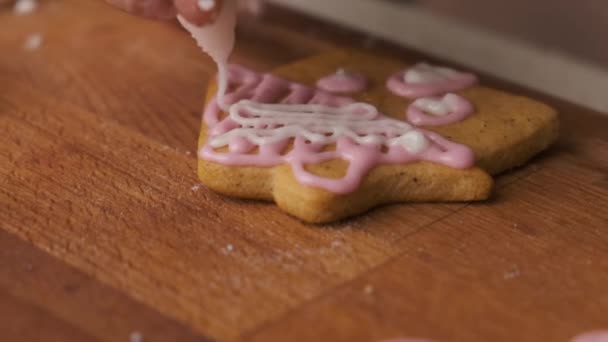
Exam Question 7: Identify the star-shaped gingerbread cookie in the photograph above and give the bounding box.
[197,49,559,223]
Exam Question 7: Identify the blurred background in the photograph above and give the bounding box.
[270,0,608,112]
[416,0,607,67]
[2,0,606,111]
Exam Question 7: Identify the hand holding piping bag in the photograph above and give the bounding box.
[104,0,223,26]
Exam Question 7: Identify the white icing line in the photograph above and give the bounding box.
[210,100,429,154]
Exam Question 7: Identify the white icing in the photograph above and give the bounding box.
[404,62,461,84]
[178,0,237,110]
[412,93,460,116]
[197,0,216,11]
[209,100,429,154]
[387,130,429,154]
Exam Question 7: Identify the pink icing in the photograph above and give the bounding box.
[387,63,478,99]
[316,69,368,94]
[407,93,474,126]
[571,330,608,342]
[200,65,475,194]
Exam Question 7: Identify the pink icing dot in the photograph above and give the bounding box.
[386,64,478,99]
[571,330,608,342]
[316,69,368,94]
[406,93,474,126]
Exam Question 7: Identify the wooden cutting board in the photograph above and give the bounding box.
[1,1,607,341]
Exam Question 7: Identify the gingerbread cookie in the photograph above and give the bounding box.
[194,49,558,223]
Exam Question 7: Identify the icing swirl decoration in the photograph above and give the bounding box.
[387,62,478,99]
[407,93,474,126]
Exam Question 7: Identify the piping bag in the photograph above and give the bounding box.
[178,0,237,111]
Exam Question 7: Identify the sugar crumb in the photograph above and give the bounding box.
[364,285,374,295]
[503,267,521,280]
[222,244,234,255]
[191,185,201,192]
[24,33,43,51]
[129,331,143,342]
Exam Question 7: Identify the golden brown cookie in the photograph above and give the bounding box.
[197,49,559,223]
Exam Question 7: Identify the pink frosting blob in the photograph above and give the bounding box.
[316,69,368,94]
[407,93,475,126]
[387,67,478,99]
[571,330,608,342]
[201,65,475,194]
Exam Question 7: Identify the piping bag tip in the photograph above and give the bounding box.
[178,0,237,111]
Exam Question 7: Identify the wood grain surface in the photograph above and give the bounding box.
[1,1,607,341]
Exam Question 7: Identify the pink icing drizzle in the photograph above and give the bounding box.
[407,93,474,126]
[201,65,475,194]
[316,69,368,94]
[387,63,478,99]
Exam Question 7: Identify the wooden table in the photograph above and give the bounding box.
[1,1,607,341]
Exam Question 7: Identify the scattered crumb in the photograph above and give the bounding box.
[330,240,342,248]
[23,33,42,51]
[364,284,374,295]
[503,267,521,280]
[185,151,192,156]
[13,0,37,15]
[129,331,143,342]
[222,244,234,255]
[191,185,201,192]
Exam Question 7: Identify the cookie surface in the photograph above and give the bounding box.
[197,49,558,223]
